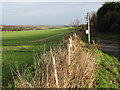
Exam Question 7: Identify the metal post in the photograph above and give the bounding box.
[87,12,90,43]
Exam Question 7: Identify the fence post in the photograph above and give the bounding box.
[46,64,49,87]
[68,37,72,65]
[52,56,59,88]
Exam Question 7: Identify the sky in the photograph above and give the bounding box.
[1,0,119,25]
[1,0,119,2]
[1,2,108,25]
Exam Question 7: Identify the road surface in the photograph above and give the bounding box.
[97,39,120,60]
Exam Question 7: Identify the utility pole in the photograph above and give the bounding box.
[87,12,90,43]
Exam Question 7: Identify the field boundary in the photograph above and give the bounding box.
[30,31,74,43]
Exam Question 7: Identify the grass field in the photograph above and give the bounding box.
[2,27,120,88]
[2,28,73,87]
[7,31,120,88]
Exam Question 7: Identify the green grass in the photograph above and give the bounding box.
[2,28,72,46]
[91,32,120,42]
[91,49,120,88]
[82,30,120,88]
[3,28,119,88]
[2,28,73,87]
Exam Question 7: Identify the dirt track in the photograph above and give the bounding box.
[97,39,120,60]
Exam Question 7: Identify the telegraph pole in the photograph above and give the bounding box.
[87,12,90,43]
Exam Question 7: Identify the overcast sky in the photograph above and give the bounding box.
[2,2,104,25]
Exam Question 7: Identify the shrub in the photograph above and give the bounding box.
[97,2,120,34]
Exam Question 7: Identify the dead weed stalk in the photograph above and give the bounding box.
[14,33,96,88]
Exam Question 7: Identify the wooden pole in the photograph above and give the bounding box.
[52,56,59,88]
[68,44,71,65]
[68,37,72,65]
[87,12,91,43]
[46,64,49,87]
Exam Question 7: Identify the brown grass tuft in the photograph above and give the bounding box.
[20,46,27,50]
[14,33,96,88]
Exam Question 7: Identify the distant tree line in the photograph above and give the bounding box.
[1,25,63,31]
[2,25,24,31]
[71,18,87,31]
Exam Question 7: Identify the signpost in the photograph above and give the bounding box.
[86,30,89,34]
[86,12,91,43]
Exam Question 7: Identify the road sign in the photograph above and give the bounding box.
[86,30,89,34]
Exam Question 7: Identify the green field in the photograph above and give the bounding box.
[2,28,73,87]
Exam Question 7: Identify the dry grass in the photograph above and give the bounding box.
[20,46,28,50]
[13,33,96,88]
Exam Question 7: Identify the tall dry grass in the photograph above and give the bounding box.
[13,33,96,88]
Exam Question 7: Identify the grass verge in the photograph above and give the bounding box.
[91,32,120,42]
[91,49,120,88]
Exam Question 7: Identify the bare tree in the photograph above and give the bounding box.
[71,18,81,30]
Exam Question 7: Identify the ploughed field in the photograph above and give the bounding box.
[2,28,73,87]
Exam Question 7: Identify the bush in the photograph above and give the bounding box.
[97,2,120,34]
